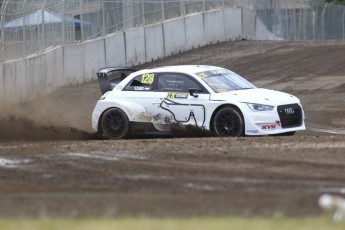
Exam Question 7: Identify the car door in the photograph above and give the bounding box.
[153,72,210,129]
[122,72,162,123]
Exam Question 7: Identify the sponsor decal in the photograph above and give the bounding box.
[197,69,226,80]
[134,86,152,91]
[134,86,145,91]
[262,124,276,130]
[210,69,226,75]
[166,93,176,99]
[217,88,228,93]
[284,108,295,114]
[141,73,155,85]
[159,99,206,127]
[247,130,259,134]
[166,92,188,99]
[276,120,281,126]
[197,72,208,79]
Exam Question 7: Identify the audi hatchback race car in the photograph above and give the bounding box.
[92,65,305,139]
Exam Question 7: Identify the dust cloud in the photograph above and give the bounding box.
[0,81,99,142]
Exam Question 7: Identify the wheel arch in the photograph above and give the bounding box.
[97,103,131,133]
[98,106,131,139]
[209,104,245,132]
[95,100,149,135]
[97,107,110,135]
[97,106,120,136]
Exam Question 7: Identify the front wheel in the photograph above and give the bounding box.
[213,106,244,137]
[100,108,130,139]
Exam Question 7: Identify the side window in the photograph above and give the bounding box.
[158,73,203,92]
[124,73,155,91]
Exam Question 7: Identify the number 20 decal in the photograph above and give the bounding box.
[141,73,155,85]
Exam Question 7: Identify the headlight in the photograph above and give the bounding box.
[246,103,274,112]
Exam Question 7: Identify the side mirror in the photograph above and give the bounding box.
[189,88,200,97]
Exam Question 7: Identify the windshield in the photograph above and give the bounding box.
[195,69,256,93]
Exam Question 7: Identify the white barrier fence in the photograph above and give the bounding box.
[0,8,277,107]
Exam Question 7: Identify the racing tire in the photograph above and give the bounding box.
[100,108,130,139]
[213,106,244,137]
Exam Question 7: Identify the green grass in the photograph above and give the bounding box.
[0,217,344,230]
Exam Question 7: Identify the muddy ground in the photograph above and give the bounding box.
[0,40,345,217]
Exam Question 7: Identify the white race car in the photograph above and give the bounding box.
[92,65,305,139]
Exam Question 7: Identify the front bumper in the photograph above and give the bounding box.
[244,103,306,135]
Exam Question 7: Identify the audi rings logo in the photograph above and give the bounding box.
[284,108,294,114]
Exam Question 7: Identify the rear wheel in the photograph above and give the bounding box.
[100,108,130,139]
[213,107,244,137]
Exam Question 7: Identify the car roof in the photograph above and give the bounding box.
[135,65,223,76]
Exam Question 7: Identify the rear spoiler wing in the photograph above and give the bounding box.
[97,67,138,95]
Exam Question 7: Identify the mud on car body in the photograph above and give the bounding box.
[92,65,305,139]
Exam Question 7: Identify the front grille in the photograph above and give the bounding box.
[277,104,302,128]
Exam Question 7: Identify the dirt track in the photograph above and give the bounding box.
[1,40,345,217]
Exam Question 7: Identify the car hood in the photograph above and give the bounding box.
[210,88,300,106]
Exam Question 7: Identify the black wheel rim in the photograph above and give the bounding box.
[103,111,126,138]
[215,111,241,137]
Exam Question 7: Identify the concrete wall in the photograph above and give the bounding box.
[0,8,281,107]
[242,8,256,39]
[26,55,47,101]
[0,63,3,106]
[204,10,226,44]
[125,27,146,66]
[84,38,106,81]
[105,33,126,67]
[2,62,17,106]
[224,8,242,41]
[45,47,64,92]
[15,60,27,103]
[185,13,205,50]
[64,44,85,85]
[256,16,284,40]
[145,23,165,62]
[163,18,186,57]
